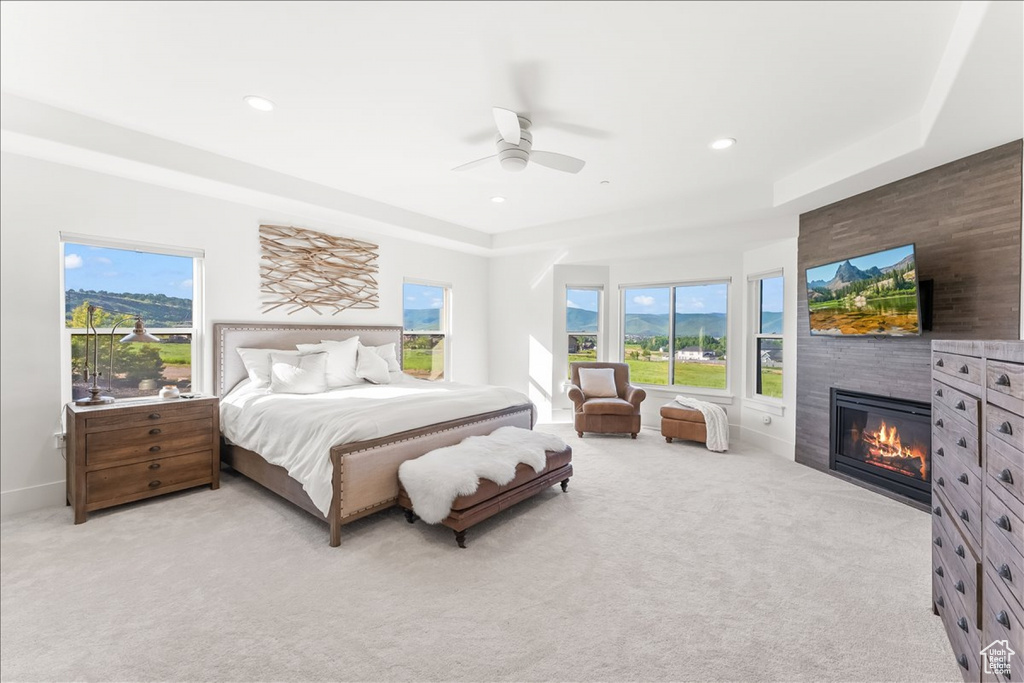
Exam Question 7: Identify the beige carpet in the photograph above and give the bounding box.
[1,424,958,682]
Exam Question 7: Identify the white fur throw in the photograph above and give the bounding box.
[673,395,729,452]
[398,426,568,524]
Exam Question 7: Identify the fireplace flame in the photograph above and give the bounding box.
[865,420,927,479]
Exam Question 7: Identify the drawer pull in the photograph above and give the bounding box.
[936,358,945,368]
[996,373,1012,387]
[148,462,160,470]
[954,400,966,411]
[956,545,965,559]
[959,509,970,523]
[996,515,1012,532]
[957,437,967,448]
[148,480,161,489]
[148,413,161,420]
[957,616,969,632]
[935,566,945,577]
[937,477,945,487]
[957,654,968,670]
[937,595,945,608]
[958,473,969,485]
[999,564,1013,581]
[997,610,1011,628]
[935,419,944,428]
[934,506,942,517]
[935,388,943,397]
[936,447,944,457]
[998,421,1013,435]
[998,468,1014,484]
[149,428,162,435]
[955,580,965,594]
[149,445,161,453]
[934,536,943,547]
[958,364,969,374]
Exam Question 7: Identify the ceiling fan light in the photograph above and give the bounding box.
[500,156,528,172]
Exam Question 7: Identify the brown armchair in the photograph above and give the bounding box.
[568,362,646,439]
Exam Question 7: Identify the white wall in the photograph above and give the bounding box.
[0,152,491,517]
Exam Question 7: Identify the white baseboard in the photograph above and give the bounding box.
[740,426,795,460]
[0,481,65,519]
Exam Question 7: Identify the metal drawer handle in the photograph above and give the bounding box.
[955,580,966,594]
[998,469,1014,484]
[955,400,966,411]
[149,445,161,453]
[958,473,969,485]
[934,536,943,547]
[148,480,161,488]
[999,564,1013,581]
[957,437,967,448]
[957,654,968,670]
[996,374,1011,387]
[934,506,942,517]
[937,595,945,608]
[957,616,969,632]
[997,610,1011,628]
[935,388,943,397]
[937,477,945,487]
[935,566,945,577]
[936,358,945,368]
[149,428,161,435]
[956,545,965,559]
[959,364,969,374]
[148,413,161,420]
[148,462,160,470]
[996,515,1012,532]
[998,421,1013,435]
[960,509,970,523]
[935,419,944,428]
[936,447,945,457]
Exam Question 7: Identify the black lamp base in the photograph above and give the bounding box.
[75,386,114,406]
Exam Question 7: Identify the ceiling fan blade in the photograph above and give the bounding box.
[452,155,497,172]
[531,150,585,174]
[493,107,521,144]
[545,120,612,140]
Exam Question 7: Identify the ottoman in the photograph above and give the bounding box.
[661,403,707,444]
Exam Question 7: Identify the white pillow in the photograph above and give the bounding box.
[367,342,402,372]
[236,348,302,389]
[269,352,328,394]
[356,343,391,385]
[578,368,618,398]
[296,337,361,388]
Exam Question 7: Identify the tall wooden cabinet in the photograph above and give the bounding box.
[932,341,1023,682]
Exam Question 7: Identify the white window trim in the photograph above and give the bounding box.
[566,284,603,365]
[618,279,731,392]
[59,233,206,404]
[402,278,452,381]
[748,270,784,406]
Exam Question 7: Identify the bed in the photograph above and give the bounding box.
[213,322,535,546]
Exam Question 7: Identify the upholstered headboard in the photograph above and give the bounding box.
[213,322,403,396]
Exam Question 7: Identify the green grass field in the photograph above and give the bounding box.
[152,342,190,366]
[403,348,444,379]
[759,368,783,398]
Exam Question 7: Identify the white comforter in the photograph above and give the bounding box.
[220,374,532,515]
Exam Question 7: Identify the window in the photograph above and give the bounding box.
[753,275,784,399]
[403,281,449,380]
[566,287,601,377]
[621,281,728,389]
[62,236,203,402]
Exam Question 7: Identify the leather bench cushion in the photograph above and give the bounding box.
[582,397,634,415]
[450,447,572,511]
[661,404,705,423]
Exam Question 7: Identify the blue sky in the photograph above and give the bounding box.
[566,288,600,312]
[64,243,193,298]
[805,244,915,284]
[404,282,444,309]
[761,276,783,314]
[623,284,728,315]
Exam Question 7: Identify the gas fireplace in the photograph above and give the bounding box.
[830,389,931,504]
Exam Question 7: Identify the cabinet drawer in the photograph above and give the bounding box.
[937,472,983,549]
[934,496,982,628]
[935,404,982,470]
[935,444,983,508]
[937,570,983,682]
[934,351,985,388]
[86,450,213,505]
[989,435,1024,508]
[985,488,1024,611]
[934,380,981,427]
[86,418,212,466]
[983,567,1024,682]
[84,403,211,431]
[988,403,1024,455]
[988,360,1024,413]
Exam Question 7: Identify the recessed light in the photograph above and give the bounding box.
[244,95,275,112]
[710,138,736,150]
[491,196,506,203]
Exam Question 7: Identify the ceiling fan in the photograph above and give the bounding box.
[453,107,586,174]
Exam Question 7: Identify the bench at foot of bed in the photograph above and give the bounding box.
[397,447,572,548]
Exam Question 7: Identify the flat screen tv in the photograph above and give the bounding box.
[806,243,921,337]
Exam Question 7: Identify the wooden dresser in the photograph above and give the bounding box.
[66,396,220,523]
[932,340,1023,682]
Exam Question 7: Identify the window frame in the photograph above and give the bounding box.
[618,278,731,391]
[402,278,452,381]
[566,285,603,374]
[59,232,205,404]
[749,270,785,402]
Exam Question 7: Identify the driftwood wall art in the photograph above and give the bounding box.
[259,224,379,315]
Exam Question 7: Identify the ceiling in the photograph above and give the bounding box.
[1,1,1021,258]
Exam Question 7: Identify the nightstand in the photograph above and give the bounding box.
[65,396,220,523]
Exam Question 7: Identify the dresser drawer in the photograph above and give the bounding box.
[935,403,982,470]
[934,380,982,427]
[86,450,213,505]
[935,443,983,508]
[85,418,213,466]
[935,351,985,388]
[983,567,1024,682]
[935,496,983,627]
[988,360,1024,413]
[989,434,1024,508]
[985,488,1024,611]
[937,568,983,682]
[84,403,212,431]
[988,404,1024,455]
[937,472,983,549]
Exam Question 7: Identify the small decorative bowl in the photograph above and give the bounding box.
[159,385,181,400]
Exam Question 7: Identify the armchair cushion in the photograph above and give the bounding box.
[578,368,618,399]
[581,398,635,415]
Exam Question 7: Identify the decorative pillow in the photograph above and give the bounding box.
[578,368,618,399]
[269,352,328,394]
[356,343,392,385]
[367,342,402,372]
[236,348,302,389]
[296,337,361,388]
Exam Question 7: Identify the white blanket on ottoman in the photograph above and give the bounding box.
[673,395,729,452]
[398,426,567,524]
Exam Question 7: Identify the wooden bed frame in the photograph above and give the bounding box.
[213,322,535,546]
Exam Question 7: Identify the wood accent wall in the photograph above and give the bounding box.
[795,140,1023,474]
